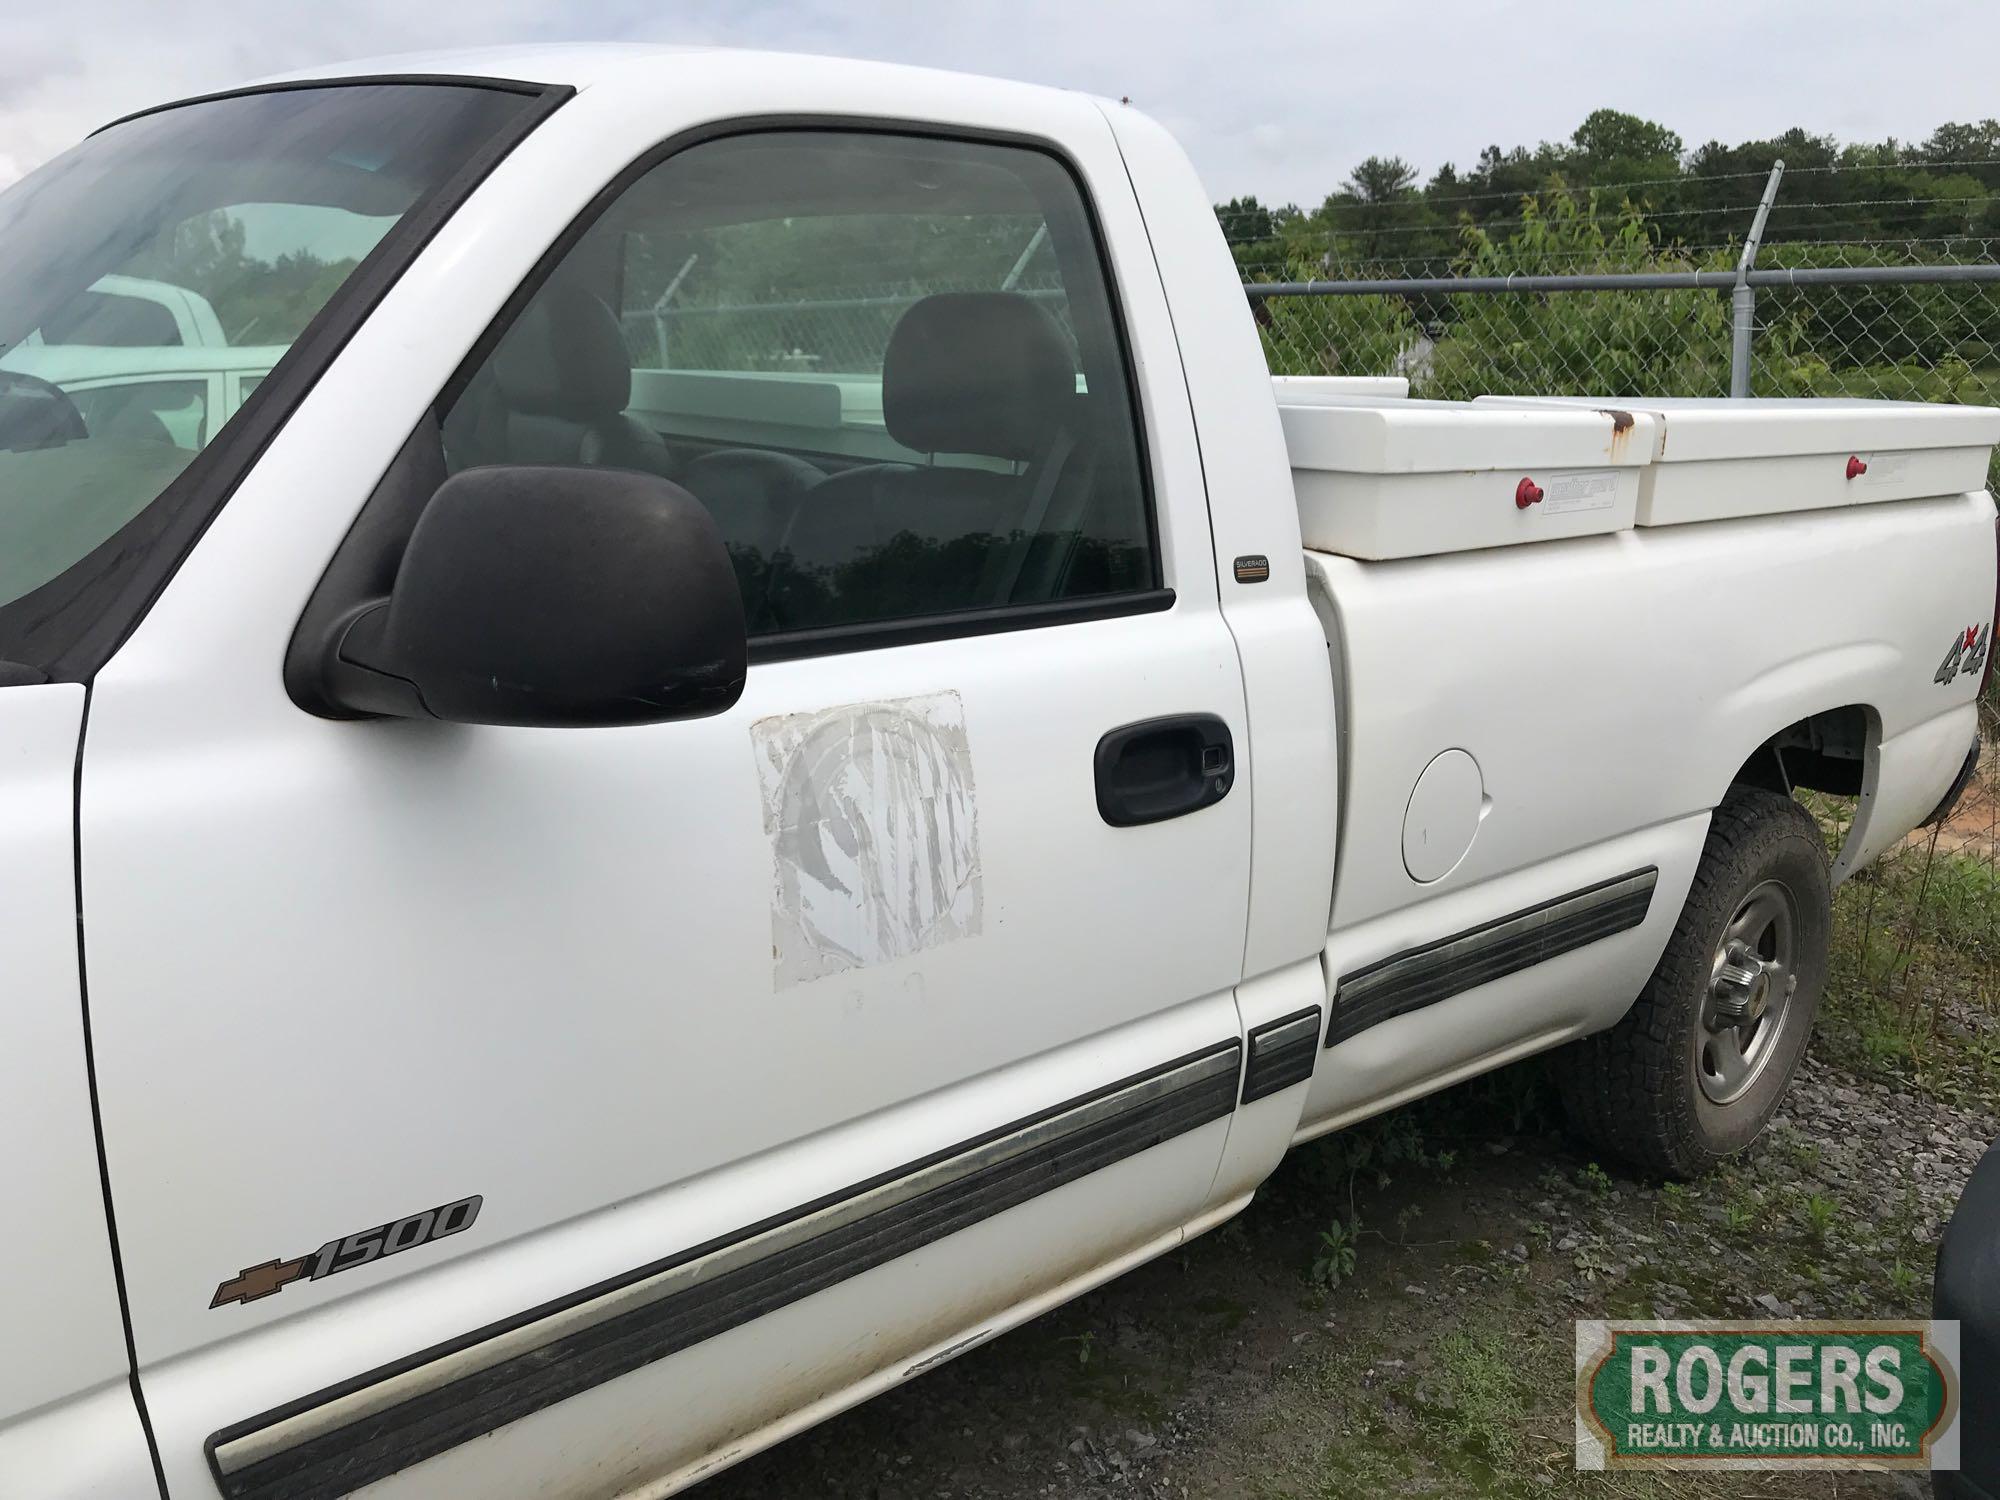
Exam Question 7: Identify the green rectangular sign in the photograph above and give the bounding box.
[1576,1320,1960,1471]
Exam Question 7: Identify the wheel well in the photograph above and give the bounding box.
[1729,704,1872,798]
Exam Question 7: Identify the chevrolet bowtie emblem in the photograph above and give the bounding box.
[206,1195,483,1311]
[209,1256,313,1308]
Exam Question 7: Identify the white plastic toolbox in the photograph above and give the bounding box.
[1473,396,2000,526]
[1274,391,1655,559]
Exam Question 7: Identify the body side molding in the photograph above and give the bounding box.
[207,1040,1242,1500]
[1327,869,1659,1048]
[1240,1007,1322,1102]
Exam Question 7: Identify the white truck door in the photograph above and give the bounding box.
[79,99,1252,1498]
[0,684,157,1498]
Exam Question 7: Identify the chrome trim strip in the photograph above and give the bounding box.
[210,1041,1241,1498]
[1327,868,1659,1048]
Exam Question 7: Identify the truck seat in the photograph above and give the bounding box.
[444,278,674,478]
[762,291,1083,630]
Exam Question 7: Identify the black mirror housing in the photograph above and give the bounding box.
[321,465,746,727]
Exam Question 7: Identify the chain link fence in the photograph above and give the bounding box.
[1247,251,2000,428]
[621,279,1072,375]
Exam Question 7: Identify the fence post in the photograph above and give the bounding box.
[650,254,699,368]
[1730,161,1785,397]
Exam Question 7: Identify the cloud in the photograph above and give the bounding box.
[3,0,1999,206]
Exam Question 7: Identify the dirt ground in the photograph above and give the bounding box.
[691,1003,1995,1500]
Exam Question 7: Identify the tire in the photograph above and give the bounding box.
[1559,788,1832,1179]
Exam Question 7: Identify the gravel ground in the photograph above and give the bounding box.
[692,995,1996,1500]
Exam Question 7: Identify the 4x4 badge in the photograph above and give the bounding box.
[210,1195,481,1308]
[1935,622,1991,686]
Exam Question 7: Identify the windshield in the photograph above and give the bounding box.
[0,81,540,673]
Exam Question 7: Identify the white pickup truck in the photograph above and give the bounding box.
[2,46,1995,1500]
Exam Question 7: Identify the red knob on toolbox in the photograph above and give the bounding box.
[1515,477,1545,509]
[1846,455,1868,479]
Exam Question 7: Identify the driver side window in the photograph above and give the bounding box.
[440,129,1159,645]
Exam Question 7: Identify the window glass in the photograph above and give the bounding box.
[68,379,209,449]
[441,131,1156,636]
[0,82,535,634]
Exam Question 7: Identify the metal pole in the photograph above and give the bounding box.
[1001,224,1050,291]
[1730,160,1784,398]
[651,254,699,367]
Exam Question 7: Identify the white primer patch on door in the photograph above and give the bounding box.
[754,691,982,989]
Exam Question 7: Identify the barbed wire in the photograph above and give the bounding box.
[1221,195,1997,249]
[1213,154,2000,231]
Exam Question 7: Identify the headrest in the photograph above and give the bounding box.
[491,279,633,418]
[883,292,1074,460]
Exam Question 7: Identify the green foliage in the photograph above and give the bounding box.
[1426,1327,1529,1465]
[1419,187,1732,400]
[1255,263,1413,377]
[1577,1161,1615,1201]
[1224,109,2000,407]
[1223,111,2000,264]
[1061,1329,1097,1367]
[1800,1193,1840,1244]
[1820,824,2000,1115]
[124,209,360,345]
[1310,1214,1360,1290]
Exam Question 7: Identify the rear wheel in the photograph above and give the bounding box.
[1559,788,1831,1179]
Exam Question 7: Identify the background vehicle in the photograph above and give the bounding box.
[0,278,280,454]
[0,49,1994,1500]
[1937,1137,1999,1500]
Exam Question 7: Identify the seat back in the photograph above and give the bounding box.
[765,292,1082,630]
[444,280,671,477]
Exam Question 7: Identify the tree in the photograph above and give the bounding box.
[1571,109,1683,167]
[1340,155,1419,204]
[1322,156,1445,268]
[1215,195,1278,243]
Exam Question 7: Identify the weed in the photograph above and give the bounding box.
[1311,1215,1360,1290]
[1573,1240,1615,1282]
[1800,1192,1840,1244]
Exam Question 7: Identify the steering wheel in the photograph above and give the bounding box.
[0,368,88,452]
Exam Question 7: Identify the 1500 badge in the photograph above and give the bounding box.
[1936,623,1991,686]
[210,1195,482,1308]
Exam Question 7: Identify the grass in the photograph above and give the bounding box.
[1806,716,2000,1115]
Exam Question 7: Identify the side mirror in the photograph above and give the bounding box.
[315,465,746,726]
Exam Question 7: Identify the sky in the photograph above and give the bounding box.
[4,0,2000,205]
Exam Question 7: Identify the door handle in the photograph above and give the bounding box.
[1094,714,1234,827]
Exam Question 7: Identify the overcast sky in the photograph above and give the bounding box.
[5,0,2000,204]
